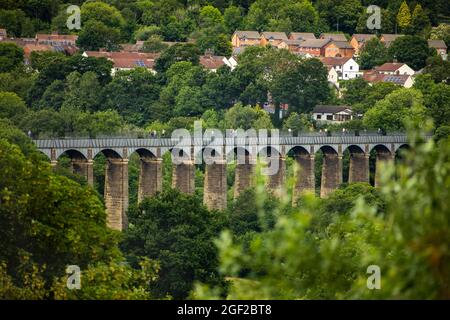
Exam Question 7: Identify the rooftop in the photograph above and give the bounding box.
[428,39,447,49]
[298,39,330,48]
[261,32,288,40]
[352,34,377,42]
[313,105,352,114]
[289,32,316,40]
[320,57,352,66]
[320,33,347,41]
[375,62,407,72]
[234,31,261,39]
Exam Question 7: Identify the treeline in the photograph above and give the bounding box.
[1,39,449,140]
[1,1,450,55]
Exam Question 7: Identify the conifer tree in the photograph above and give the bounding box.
[397,0,412,31]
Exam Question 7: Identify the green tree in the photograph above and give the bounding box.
[142,35,168,53]
[155,43,201,73]
[0,69,35,100]
[424,56,450,84]
[224,103,273,130]
[363,88,427,131]
[199,5,224,29]
[80,1,125,29]
[121,189,224,299]
[357,38,389,70]
[0,139,122,285]
[103,68,161,126]
[429,23,450,48]
[388,35,433,70]
[224,6,244,34]
[62,71,102,112]
[282,112,312,133]
[0,92,28,125]
[76,20,122,51]
[397,0,412,31]
[0,42,24,73]
[410,4,431,35]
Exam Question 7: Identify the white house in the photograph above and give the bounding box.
[325,66,339,87]
[374,62,415,75]
[320,57,361,80]
[313,105,353,123]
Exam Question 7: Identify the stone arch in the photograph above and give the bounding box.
[129,148,162,204]
[287,145,310,157]
[131,148,157,159]
[57,149,87,161]
[372,144,395,188]
[371,144,391,155]
[317,145,341,198]
[344,145,369,184]
[94,148,123,159]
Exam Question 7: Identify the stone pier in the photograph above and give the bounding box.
[234,156,255,199]
[267,156,286,195]
[138,157,163,203]
[172,160,195,194]
[72,159,94,186]
[375,151,394,187]
[104,158,129,231]
[348,152,369,183]
[204,160,227,211]
[320,152,342,198]
[292,153,315,205]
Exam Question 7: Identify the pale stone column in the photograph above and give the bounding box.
[138,157,163,203]
[348,152,370,183]
[375,152,394,187]
[267,156,286,196]
[172,160,195,194]
[320,153,342,198]
[104,158,129,231]
[292,154,315,205]
[234,157,255,199]
[204,160,227,211]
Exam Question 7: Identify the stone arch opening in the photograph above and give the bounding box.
[56,149,92,186]
[316,145,341,198]
[287,146,314,205]
[371,144,393,187]
[128,148,161,205]
[343,145,369,185]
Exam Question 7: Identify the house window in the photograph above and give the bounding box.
[345,73,348,78]
[326,115,333,120]
[350,66,353,70]
[317,114,322,119]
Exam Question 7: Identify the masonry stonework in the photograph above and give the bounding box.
[104,158,129,231]
[138,157,163,203]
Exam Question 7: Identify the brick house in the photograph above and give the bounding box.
[82,51,158,75]
[288,32,316,41]
[260,32,288,46]
[296,39,330,57]
[350,34,377,55]
[231,31,261,48]
[374,62,415,75]
[36,33,78,46]
[380,34,404,47]
[428,39,448,60]
[323,41,355,58]
[319,33,347,42]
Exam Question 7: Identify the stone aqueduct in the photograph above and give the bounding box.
[34,134,411,231]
